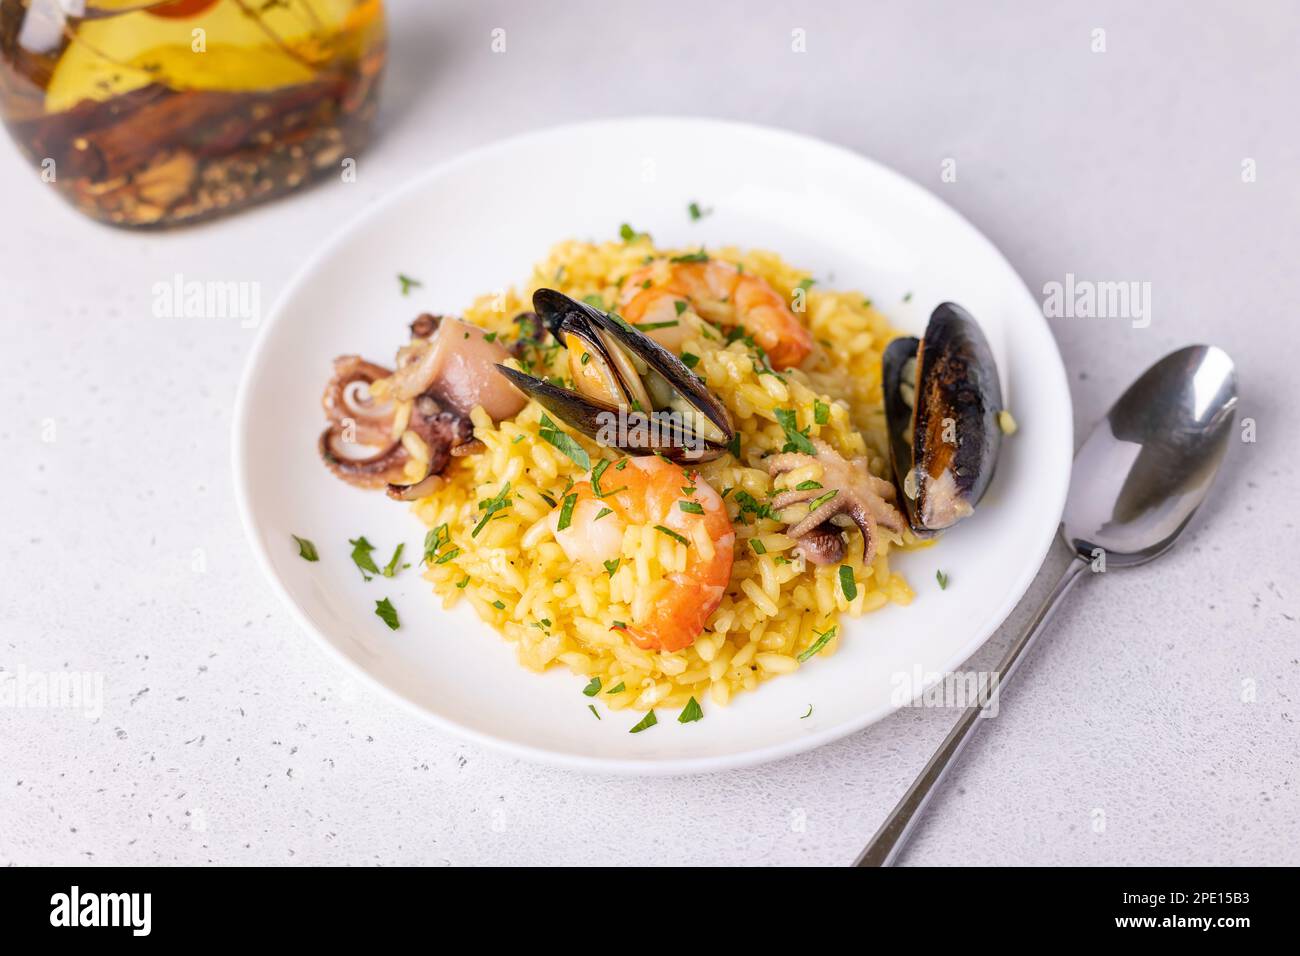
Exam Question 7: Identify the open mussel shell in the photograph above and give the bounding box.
[882,302,1003,534]
[497,289,735,463]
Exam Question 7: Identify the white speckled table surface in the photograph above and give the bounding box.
[2,0,1297,867]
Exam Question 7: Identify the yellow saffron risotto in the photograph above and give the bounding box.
[398,239,918,715]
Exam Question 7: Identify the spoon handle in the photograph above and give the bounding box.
[853,555,1090,867]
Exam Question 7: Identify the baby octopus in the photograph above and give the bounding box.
[766,439,907,567]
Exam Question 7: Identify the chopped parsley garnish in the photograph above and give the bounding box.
[678,697,704,723]
[801,704,814,719]
[595,507,613,521]
[794,480,823,491]
[839,566,858,601]
[614,458,628,470]
[396,273,422,296]
[903,291,913,302]
[637,319,680,331]
[726,432,742,458]
[381,542,407,578]
[797,625,836,662]
[374,598,400,630]
[472,481,513,537]
[678,500,705,515]
[491,600,506,610]
[619,223,648,242]
[807,489,839,511]
[775,408,816,454]
[606,682,625,695]
[687,201,711,221]
[814,399,830,425]
[797,277,815,291]
[291,535,318,562]
[749,538,767,555]
[936,569,949,590]
[654,525,689,546]
[681,352,700,369]
[348,536,381,580]
[674,299,688,316]
[582,294,606,310]
[591,459,627,498]
[582,677,602,697]
[605,311,636,333]
[669,250,708,264]
[629,711,658,734]
[588,704,601,720]
[539,413,591,470]
[434,548,460,565]
[603,558,620,577]
[557,493,578,532]
[512,433,526,443]
[423,524,449,563]
[732,490,772,521]
[456,574,471,589]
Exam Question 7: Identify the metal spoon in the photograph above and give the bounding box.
[854,344,1239,867]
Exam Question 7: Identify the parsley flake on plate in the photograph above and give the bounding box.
[687,201,712,221]
[349,536,380,580]
[291,535,318,562]
[629,711,658,734]
[374,598,400,630]
[381,542,406,578]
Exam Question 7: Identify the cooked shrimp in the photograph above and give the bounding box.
[619,258,814,369]
[548,456,735,652]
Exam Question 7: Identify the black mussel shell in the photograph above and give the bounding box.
[495,366,730,463]
[532,290,733,438]
[882,302,1002,533]
[497,289,734,462]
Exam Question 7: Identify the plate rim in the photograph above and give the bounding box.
[232,115,1072,776]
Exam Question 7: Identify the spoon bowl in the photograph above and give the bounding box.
[1062,345,1238,567]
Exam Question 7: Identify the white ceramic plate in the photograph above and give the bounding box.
[234,117,1072,775]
